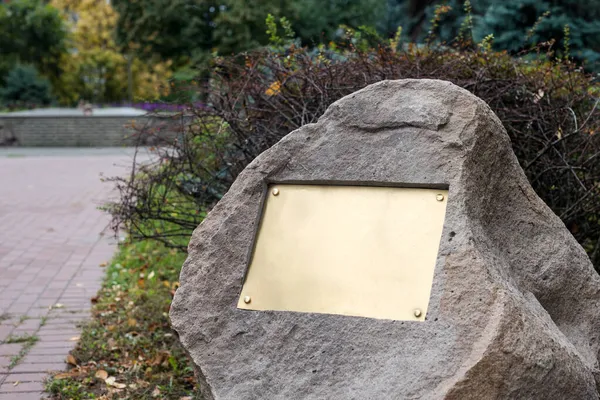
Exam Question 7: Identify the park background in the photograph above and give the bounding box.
[0,0,599,399]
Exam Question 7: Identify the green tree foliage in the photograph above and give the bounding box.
[290,0,385,45]
[112,0,387,66]
[0,0,68,83]
[0,65,54,109]
[212,0,292,55]
[387,0,600,69]
[111,0,220,66]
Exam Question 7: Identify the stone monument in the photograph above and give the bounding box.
[171,79,600,399]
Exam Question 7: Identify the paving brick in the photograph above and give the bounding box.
[0,150,130,394]
[25,347,71,356]
[0,327,14,342]
[0,393,45,400]
[21,355,67,365]
[33,341,76,349]
[0,344,21,357]
[9,363,66,373]
[0,381,45,393]
[13,319,42,332]
[37,327,80,336]
[37,334,80,344]
[3,373,46,383]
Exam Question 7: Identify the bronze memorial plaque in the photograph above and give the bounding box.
[237,184,448,321]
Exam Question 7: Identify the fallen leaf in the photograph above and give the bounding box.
[13,381,20,386]
[99,262,108,267]
[69,336,80,341]
[95,369,108,380]
[66,354,77,366]
[105,376,127,389]
[128,318,137,327]
[136,379,151,388]
[152,387,161,397]
[54,372,76,380]
[148,271,155,279]
[151,351,170,366]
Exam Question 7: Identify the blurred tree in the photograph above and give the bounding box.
[51,0,172,104]
[0,64,54,108]
[112,0,219,67]
[112,0,387,65]
[289,0,386,46]
[212,0,294,55]
[0,0,68,84]
[386,0,600,69]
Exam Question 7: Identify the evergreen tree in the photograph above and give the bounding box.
[0,65,54,108]
[386,0,600,70]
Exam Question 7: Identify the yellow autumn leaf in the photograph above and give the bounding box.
[265,81,281,96]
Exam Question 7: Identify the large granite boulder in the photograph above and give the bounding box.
[171,79,600,399]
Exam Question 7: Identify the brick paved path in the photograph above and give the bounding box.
[0,149,140,399]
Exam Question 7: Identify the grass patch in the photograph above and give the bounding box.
[45,240,199,400]
[4,333,38,344]
[9,335,39,369]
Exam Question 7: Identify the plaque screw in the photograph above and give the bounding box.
[436,194,445,201]
[272,188,280,196]
[243,296,252,304]
[414,309,422,318]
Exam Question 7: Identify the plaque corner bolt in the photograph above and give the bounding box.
[243,295,252,304]
[414,308,423,318]
[436,194,445,202]
[272,188,280,196]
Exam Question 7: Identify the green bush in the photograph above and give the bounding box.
[110,26,600,269]
[0,64,54,109]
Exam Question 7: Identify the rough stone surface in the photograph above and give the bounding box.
[171,79,600,399]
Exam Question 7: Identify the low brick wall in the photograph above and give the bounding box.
[0,113,185,147]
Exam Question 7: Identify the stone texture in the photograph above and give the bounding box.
[171,79,600,399]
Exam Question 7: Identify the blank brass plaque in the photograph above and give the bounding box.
[238,185,448,321]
